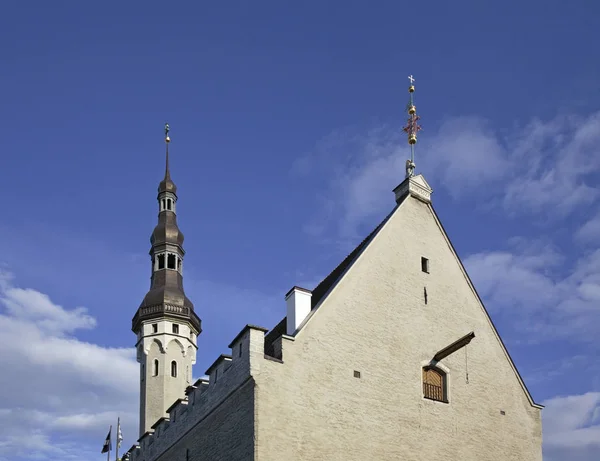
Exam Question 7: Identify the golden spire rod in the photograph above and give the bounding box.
[403,75,422,178]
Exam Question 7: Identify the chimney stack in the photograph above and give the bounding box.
[285,286,312,335]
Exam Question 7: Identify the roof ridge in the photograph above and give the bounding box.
[264,198,405,356]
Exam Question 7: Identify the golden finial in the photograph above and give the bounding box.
[403,75,422,178]
[165,123,171,143]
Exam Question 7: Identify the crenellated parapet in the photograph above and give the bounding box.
[126,324,268,461]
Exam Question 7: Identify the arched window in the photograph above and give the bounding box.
[167,254,176,269]
[171,360,177,378]
[167,199,172,210]
[423,366,447,402]
[157,254,165,270]
[153,359,159,377]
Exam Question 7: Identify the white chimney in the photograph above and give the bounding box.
[285,286,312,335]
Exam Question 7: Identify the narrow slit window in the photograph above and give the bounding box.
[178,258,182,270]
[171,360,177,378]
[214,368,218,383]
[141,364,145,381]
[167,199,172,210]
[167,254,176,269]
[424,287,428,304]
[153,359,159,376]
[421,257,430,273]
[172,323,179,334]
[239,343,243,358]
[158,254,165,270]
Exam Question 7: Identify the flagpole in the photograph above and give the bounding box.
[116,417,120,461]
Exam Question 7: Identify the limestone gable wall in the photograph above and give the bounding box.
[254,196,543,461]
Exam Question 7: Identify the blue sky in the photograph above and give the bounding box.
[0,1,599,460]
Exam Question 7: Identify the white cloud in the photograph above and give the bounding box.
[296,111,600,239]
[576,210,600,243]
[0,269,138,460]
[543,392,600,461]
[424,116,509,195]
[0,272,96,335]
[463,244,600,342]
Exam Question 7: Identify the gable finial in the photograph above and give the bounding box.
[403,75,422,179]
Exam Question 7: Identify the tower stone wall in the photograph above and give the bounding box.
[137,319,197,438]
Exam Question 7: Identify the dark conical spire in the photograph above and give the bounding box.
[132,123,201,334]
[158,123,177,195]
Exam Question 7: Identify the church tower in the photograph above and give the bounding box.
[132,124,202,437]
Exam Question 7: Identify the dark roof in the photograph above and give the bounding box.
[193,377,209,387]
[151,416,169,429]
[204,354,233,375]
[228,324,269,348]
[166,398,187,414]
[185,385,197,395]
[264,198,404,357]
[137,431,153,443]
[158,148,177,195]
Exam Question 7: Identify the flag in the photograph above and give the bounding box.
[101,426,112,453]
[117,418,123,449]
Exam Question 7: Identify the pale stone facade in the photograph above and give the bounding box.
[137,319,197,438]
[126,175,543,461]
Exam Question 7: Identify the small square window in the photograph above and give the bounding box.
[353,370,361,379]
[152,324,158,333]
[421,257,429,273]
[172,324,179,334]
[500,410,506,415]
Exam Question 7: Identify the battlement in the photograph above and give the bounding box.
[127,324,268,461]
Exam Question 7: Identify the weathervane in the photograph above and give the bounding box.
[403,75,422,178]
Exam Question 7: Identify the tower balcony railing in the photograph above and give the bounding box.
[132,304,202,332]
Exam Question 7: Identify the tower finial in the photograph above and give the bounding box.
[164,122,171,180]
[403,75,422,178]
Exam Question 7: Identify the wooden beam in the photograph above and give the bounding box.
[433,331,475,362]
